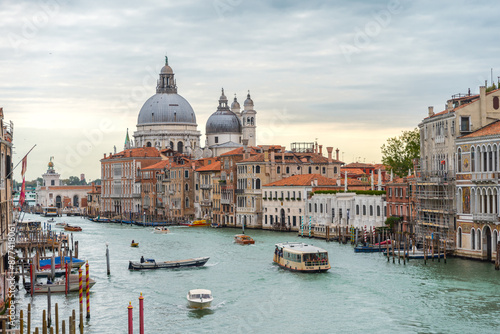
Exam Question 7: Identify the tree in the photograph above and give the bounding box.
[381,128,420,178]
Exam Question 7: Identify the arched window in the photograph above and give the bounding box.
[256,179,261,189]
[185,197,189,208]
[314,203,317,213]
[309,203,312,212]
[177,141,184,153]
[477,229,481,250]
[356,205,360,215]
[308,167,312,173]
[146,142,152,147]
[377,205,380,216]
[256,166,261,173]
[363,205,366,215]
[277,166,281,174]
[334,167,338,174]
[286,167,290,174]
[320,203,323,213]
[322,167,326,174]
[185,183,188,191]
[471,229,475,250]
[73,195,79,207]
[457,148,462,172]
[471,147,475,172]
[458,227,462,248]
[170,141,174,150]
[369,205,373,216]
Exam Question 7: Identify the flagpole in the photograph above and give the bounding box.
[7,144,37,180]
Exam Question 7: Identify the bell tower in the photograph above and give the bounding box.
[241,91,256,147]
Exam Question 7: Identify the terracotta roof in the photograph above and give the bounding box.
[196,161,221,172]
[341,168,366,176]
[220,146,261,156]
[240,151,338,164]
[103,147,160,160]
[40,186,92,190]
[143,160,170,170]
[459,119,500,139]
[426,89,500,120]
[263,174,337,187]
[343,162,375,168]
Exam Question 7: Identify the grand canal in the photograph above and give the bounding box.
[14,214,500,333]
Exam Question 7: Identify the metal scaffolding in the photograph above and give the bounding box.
[415,164,456,249]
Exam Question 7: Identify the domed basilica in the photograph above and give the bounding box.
[131,58,257,158]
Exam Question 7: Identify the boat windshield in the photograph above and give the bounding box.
[191,294,201,298]
[202,294,211,298]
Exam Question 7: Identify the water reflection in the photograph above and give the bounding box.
[187,308,215,319]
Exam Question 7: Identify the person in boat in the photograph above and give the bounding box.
[140,256,145,263]
[132,240,135,244]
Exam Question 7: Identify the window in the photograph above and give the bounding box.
[363,205,366,215]
[494,96,499,110]
[286,167,290,174]
[185,183,188,191]
[314,203,317,213]
[309,203,312,212]
[377,206,381,216]
[332,208,335,218]
[334,167,338,174]
[293,216,296,227]
[458,228,462,248]
[370,205,373,216]
[457,148,462,173]
[256,166,261,173]
[308,167,312,173]
[265,215,268,225]
[322,167,326,174]
[277,166,281,174]
[320,203,323,213]
[256,179,261,189]
[51,180,55,186]
[477,229,481,250]
[460,116,470,132]
[215,137,219,144]
[185,197,189,208]
[356,205,359,215]
[471,229,475,250]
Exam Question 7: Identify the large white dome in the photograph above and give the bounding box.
[137,93,196,125]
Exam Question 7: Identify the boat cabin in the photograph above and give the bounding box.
[273,242,330,272]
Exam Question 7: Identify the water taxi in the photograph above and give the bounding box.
[234,234,255,245]
[186,289,213,309]
[153,226,170,234]
[42,207,58,217]
[64,225,82,232]
[273,242,330,273]
[184,219,209,227]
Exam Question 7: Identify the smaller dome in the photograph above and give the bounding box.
[244,91,253,107]
[48,161,54,168]
[161,65,173,74]
[231,96,240,110]
[206,111,242,134]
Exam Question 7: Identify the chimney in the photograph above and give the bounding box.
[447,100,453,111]
[242,139,249,160]
[428,106,434,117]
[335,148,339,161]
[104,153,107,159]
[480,85,487,128]
[319,145,323,155]
[281,146,285,164]
[326,147,333,163]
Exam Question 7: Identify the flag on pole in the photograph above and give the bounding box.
[19,156,27,207]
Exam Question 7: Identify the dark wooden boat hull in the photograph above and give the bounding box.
[128,257,209,270]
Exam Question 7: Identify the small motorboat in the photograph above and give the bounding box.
[47,218,55,223]
[55,222,67,227]
[187,289,213,309]
[185,220,209,227]
[234,234,255,245]
[64,225,82,232]
[153,226,170,234]
[131,242,139,247]
[128,257,209,270]
[210,222,220,228]
[25,275,96,294]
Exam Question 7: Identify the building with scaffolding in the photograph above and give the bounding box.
[417,85,500,250]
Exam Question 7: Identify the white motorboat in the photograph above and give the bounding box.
[153,226,170,234]
[187,289,213,309]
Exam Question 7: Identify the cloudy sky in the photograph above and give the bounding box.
[2,0,500,181]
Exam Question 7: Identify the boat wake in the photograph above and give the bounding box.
[204,262,219,267]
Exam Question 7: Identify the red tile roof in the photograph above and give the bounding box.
[196,161,221,172]
[343,162,375,168]
[220,146,261,156]
[103,147,160,160]
[143,160,170,170]
[263,174,338,187]
[459,120,500,139]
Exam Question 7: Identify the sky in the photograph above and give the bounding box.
[2,0,500,181]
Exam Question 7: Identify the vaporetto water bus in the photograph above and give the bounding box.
[273,242,331,272]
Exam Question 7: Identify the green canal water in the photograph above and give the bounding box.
[13,214,500,333]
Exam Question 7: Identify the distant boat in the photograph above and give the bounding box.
[131,242,139,247]
[39,257,85,270]
[25,274,96,294]
[187,289,213,309]
[64,225,82,232]
[183,219,209,227]
[234,234,255,245]
[153,226,170,234]
[128,257,209,270]
[210,222,220,228]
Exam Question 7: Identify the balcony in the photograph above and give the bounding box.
[473,213,499,222]
[221,198,232,205]
[200,184,212,190]
[471,172,499,184]
[201,200,212,207]
[236,189,244,194]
